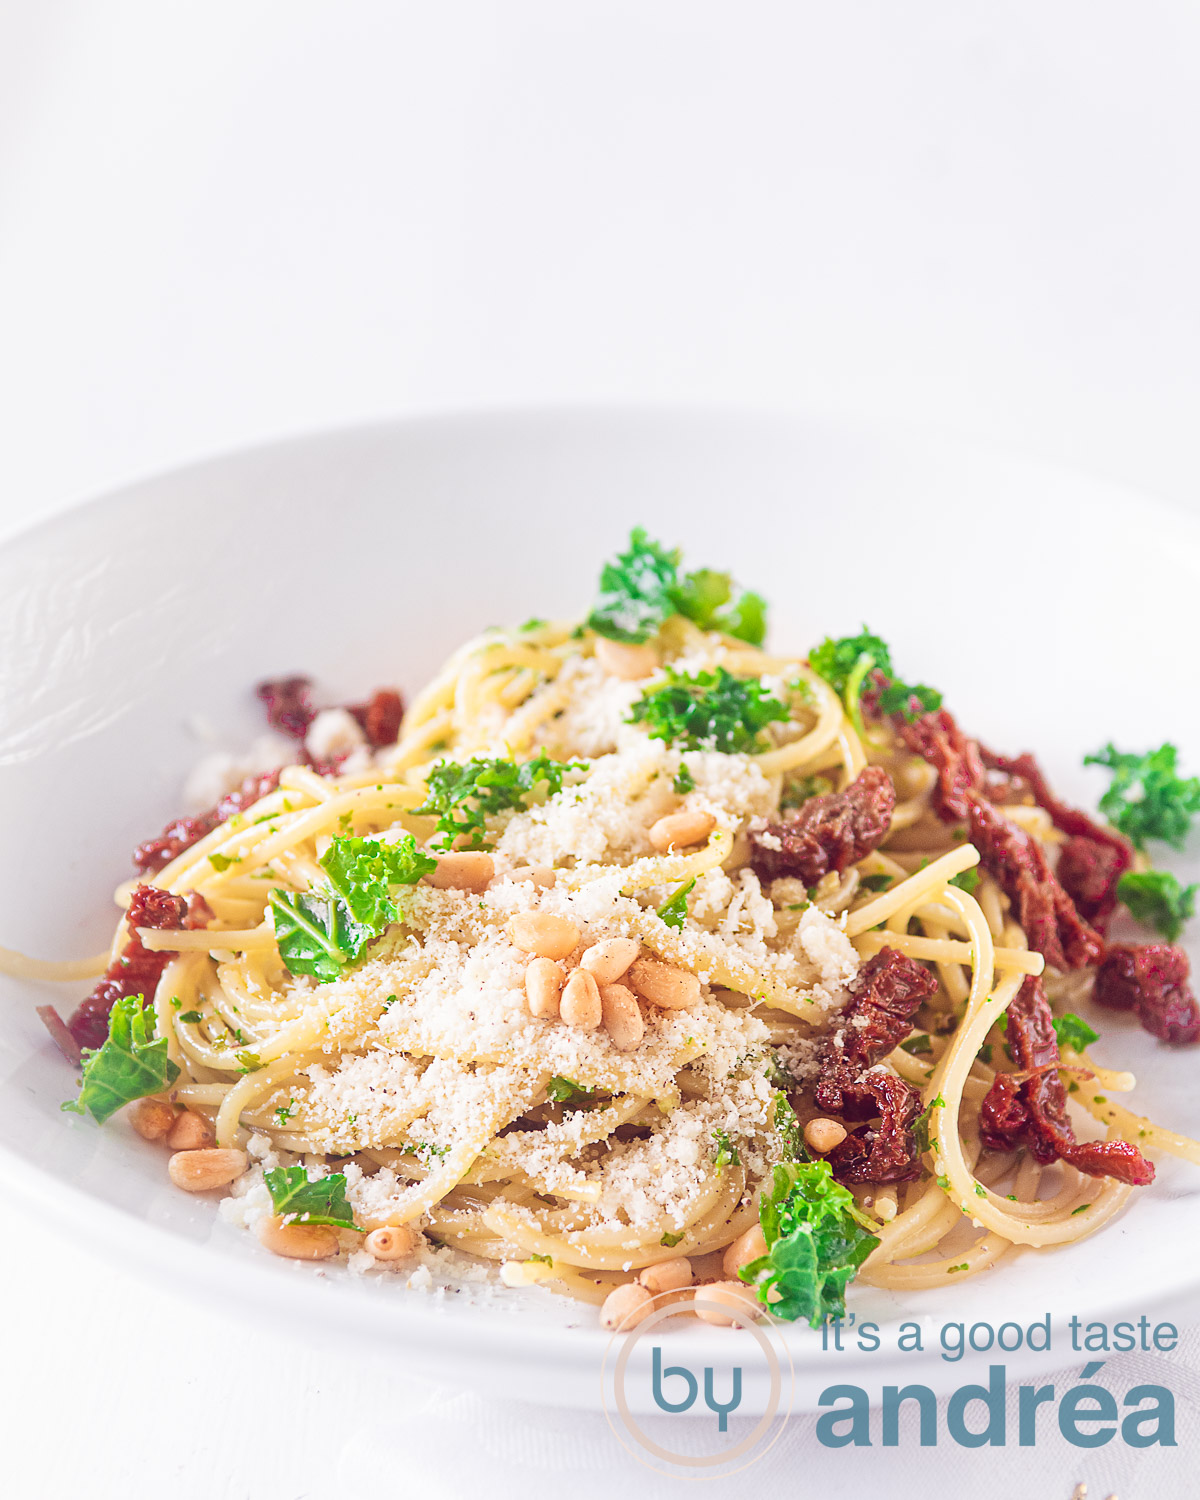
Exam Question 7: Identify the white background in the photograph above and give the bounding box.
[3,4,1200,1497]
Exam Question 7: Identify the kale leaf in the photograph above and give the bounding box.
[1117,868,1198,941]
[545,1076,595,1105]
[629,666,787,753]
[809,626,941,724]
[264,1165,359,1229]
[1085,742,1200,849]
[414,754,584,850]
[1052,1012,1100,1053]
[587,528,767,645]
[738,1161,880,1327]
[656,877,696,929]
[62,993,180,1123]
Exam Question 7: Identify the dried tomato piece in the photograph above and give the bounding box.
[67,884,211,1052]
[967,794,1103,970]
[349,688,404,748]
[255,675,314,739]
[897,709,984,822]
[749,766,895,886]
[134,770,280,876]
[1095,943,1200,1045]
[827,1072,924,1183]
[979,975,1154,1185]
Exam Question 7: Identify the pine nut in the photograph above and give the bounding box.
[599,1280,654,1330]
[804,1117,848,1154]
[424,851,494,893]
[167,1147,247,1192]
[627,957,701,1010]
[507,864,556,888]
[165,1109,215,1151]
[560,969,602,1030]
[525,956,565,1018]
[648,810,716,853]
[509,912,580,961]
[639,1256,693,1294]
[600,982,645,1050]
[129,1098,176,1141]
[594,637,657,681]
[722,1224,768,1280]
[580,937,642,984]
[364,1224,417,1261]
[256,1213,339,1260]
[693,1280,763,1326]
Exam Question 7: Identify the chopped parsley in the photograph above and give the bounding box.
[263,1166,358,1229]
[62,994,180,1124]
[712,1128,740,1168]
[1085,742,1200,849]
[1072,1203,1092,1216]
[208,852,239,871]
[859,873,894,893]
[587,528,767,645]
[409,1141,451,1165]
[519,617,547,632]
[808,626,941,724]
[545,1076,595,1106]
[949,867,980,894]
[414,753,584,850]
[271,832,436,983]
[529,1252,554,1265]
[773,1093,806,1161]
[1052,1012,1099,1053]
[672,763,695,795]
[656,877,696,930]
[900,1033,933,1056]
[737,1160,880,1327]
[660,1231,684,1248]
[780,773,831,810]
[629,666,787,753]
[1117,868,1198,941]
[912,1093,945,1155]
[273,1099,298,1127]
[178,1010,204,1024]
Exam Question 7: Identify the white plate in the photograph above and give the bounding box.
[2,406,1198,1413]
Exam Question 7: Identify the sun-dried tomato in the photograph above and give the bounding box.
[749,766,895,886]
[255,675,314,739]
[967,794,1103,970]
[348,688,404,748]
[897,709,985,822]
[979,975,1154,1185]
[1094,943,1200,1045]
[66,884,211,1052]
[134,770,280,876]
[827,1072,925,1183]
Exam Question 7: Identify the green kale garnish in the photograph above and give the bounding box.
[414,754,584,850]
[1085,742,1200,849]
[738,1161,880,1327]
[62,993,180,1124]
[808,626,941,724]
[1052,1012,1100,1053]
[629,666,787,753]
[545,1076,595,1106]
[264,1165,359,1229]
[586,528,767,645]
[656,877,696,930]
[271,832,435,983]
[712,1127,740,1169]
[1117,868,1198,941]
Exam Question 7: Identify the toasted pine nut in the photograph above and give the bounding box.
[648,809,716,853]
[424,851,494,893]
[594,637,657,681]
[804,1117,848,1154]
[509,912,580,961]
[722,1224,768,1280]
[599,1280,654,1330]
[580,937,642,984]
[525,956,565,1019]
[364,1224,417,1261]
[256,1214,339,1260]
[560,969,602,1030]
[507,863,556,889]
[693,1280,763,1326]
[627,957,701,1010]
[167,1147,247,1192]
[165,1109,215,1151]
[129,1098,176,1141]
[600,982,645,1051]
[639,1256,694,1294]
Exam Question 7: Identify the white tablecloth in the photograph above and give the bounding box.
[4,5,1200,1496]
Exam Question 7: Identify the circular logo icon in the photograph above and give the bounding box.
[599,1293,795,1479]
